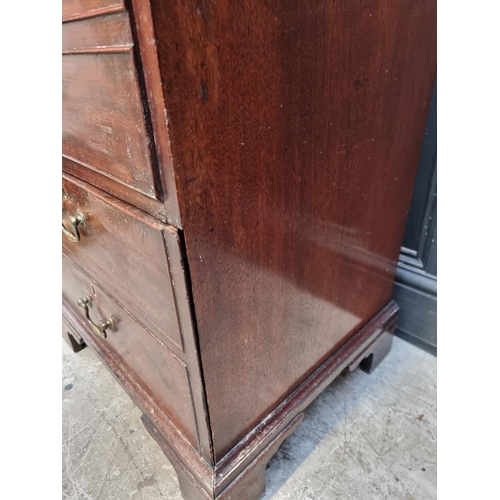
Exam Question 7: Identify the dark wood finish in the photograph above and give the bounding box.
[62,174,213,461]
[64,293,396,499]
[62,173,183,351]
[63,297,212,460]
[127,0,182,228]
[213,301,398,497]
[61,4,181,225]
[62,156,168,221]
[62,12,132,52]
[149,0,436,458]
[62,50,158,198]
[140,302,397,500]
[143,413,304,500]
[62,254,200,449]
[62,0,125,22]
[62,1,436,498]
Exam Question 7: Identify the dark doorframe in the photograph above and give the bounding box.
[393,80,437,356]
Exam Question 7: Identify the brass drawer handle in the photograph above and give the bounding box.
[62,210,86,243]
[77,296,114,339]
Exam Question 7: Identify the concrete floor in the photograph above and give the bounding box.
[62,336,436,500]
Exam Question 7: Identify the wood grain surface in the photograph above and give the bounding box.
[149,0,437,458]
[62,253,200,449]
[62,11,132,52]
[61,3,182,225]
[62,50,158,198]
[62,174,183,351]
[62,0,125,22]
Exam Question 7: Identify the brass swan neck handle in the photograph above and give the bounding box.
[62,210,86,243]
[77,296,114,339]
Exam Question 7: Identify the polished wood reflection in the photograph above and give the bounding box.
[150,0,437,458]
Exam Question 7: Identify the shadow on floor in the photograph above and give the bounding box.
[263,336,437,499]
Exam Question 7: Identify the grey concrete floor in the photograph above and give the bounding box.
[62,336,436,500]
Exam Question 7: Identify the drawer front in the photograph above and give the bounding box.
[62,174,183,351]
[62,11,159,200]
[62,254,199,448]
[62,51,157,198]
[63,0,125,22]
[62,11,132,52]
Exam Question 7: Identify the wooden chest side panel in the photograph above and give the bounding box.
[149,0,436,458]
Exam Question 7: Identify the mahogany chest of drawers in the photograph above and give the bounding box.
[62,1,436,498]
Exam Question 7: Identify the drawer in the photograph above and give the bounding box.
[62,12,159,200]
[62,11,132,52]
[62,253,199,449]
[63,0,125,22]
[62,174,185,352]
[62,51,156,198]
